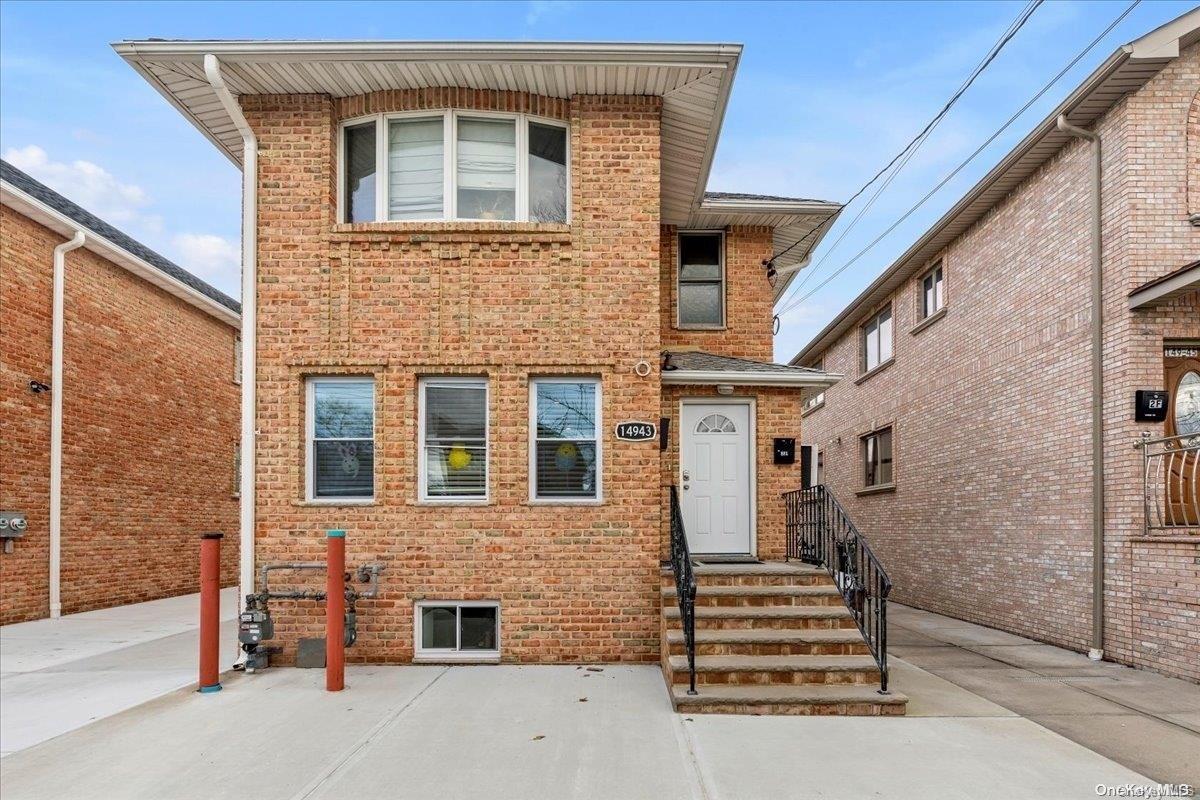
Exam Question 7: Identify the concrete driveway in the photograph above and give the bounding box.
[0,661,1151,800]
[1,587,239,756]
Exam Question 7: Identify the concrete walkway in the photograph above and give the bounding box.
[0,660,1153,800]
[889,603,1200,786]
[0,587,239,756]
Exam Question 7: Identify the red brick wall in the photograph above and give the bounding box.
[0,206,240,624]
[800,43,1200,681]
[243,90,666,664]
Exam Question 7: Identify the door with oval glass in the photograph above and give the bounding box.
[1164,343,1200,525]
[680,401,752,555]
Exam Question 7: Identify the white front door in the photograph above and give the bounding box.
[680,402,752,555]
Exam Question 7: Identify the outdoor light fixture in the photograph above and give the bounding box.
[29,380,49,394]
[717,384,735,396]
[763,258,777,286]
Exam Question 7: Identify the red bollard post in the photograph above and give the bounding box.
[198,532,223,693]
[326,529,346,692]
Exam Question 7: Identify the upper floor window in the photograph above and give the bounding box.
[340,111,568,224]
[677,232,725,328]
[306,377,375,502]
[921,262,944,319]
[862,306,893,373]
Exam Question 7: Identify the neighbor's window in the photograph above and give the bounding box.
[921,262,944,319]
[678,232,724,327]
[340,112,568,223]
[862,427,893,489]
[803,391,825,413]
[420,378,488,501]
[862,306,893,373]
[415,601,499,659]
[306,377,375,501]
[531,378,601,500]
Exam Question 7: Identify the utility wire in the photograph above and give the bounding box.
[771,0,1042,309]
[777,0,1140,317]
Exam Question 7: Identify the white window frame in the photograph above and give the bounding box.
[529,377,603,504]
[337,110,570,224]
[861,426,894,489]
[862,306,894,373]
[920,261,945,319]
[418,377,489,504]
[413,600,500,662]
[675,230,726,329]
[305,376,376,504]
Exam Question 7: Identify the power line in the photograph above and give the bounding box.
[777,0,1141,317]
[770,0,1043,308]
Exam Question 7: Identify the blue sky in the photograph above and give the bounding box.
[1,0,1194,359]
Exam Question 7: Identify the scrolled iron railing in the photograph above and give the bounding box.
[669,485,698,695]
[1141,433,1200,533]
[783,484,892,693]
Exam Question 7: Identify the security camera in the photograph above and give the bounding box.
[29,380,50,394]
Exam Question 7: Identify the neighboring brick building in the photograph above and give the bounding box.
[117,40,916,715]
[792,13,1200,682]
[0,160,241,624]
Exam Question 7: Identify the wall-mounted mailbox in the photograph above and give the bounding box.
[1135,390,1168,423]
[773,437,796,465]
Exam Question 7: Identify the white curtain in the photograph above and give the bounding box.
[456,118,516,219]
[388,118,444,220]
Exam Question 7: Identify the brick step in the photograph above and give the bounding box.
[664,605,855,630]
[665,628,870,657]
[662,584,844,607]
[666,654,879,686]
[660,562,829,588]
[670,683,907,716]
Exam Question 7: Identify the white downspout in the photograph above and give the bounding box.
[49,229,86,618]
[1057,114,1105,662]
[204,54,257,640]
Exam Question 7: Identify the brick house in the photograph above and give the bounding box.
[791,11,1200,682]
[1,160,241,624]
[116,39,911,714]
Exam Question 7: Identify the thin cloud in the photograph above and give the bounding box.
[172,233,241,289]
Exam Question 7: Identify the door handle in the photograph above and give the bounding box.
[682,470,691,481]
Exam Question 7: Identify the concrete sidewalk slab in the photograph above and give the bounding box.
[888,658,1015,718]
[683,715,1148,800]
[1,588,240,756]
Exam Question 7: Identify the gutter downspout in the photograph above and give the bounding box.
[49,230,86,618]
[1057,114,1105,662]
[205,54,257,644]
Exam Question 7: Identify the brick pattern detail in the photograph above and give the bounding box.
[800,43,1200,682]
[0,206,240,624]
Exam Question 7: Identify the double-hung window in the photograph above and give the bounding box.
[531,378,601,501]
[862,306,893,373]
[921,262,945,319]
[340,111,568,223]
[419,378,488,501]
[306,377,375,501]
[862,427,893,489]
[677,232,724,328]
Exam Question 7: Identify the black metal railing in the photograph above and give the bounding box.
[669,485,698,695]
[784,484,892,693]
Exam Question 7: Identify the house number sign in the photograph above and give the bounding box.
[615,421,657,442]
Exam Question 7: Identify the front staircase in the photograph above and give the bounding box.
[662,486,907,716]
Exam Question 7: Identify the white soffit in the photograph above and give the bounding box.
[112,40,743,225]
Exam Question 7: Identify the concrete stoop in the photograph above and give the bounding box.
[661,562,907,716]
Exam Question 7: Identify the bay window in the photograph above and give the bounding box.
[531,378,601,501]
[339,111,568,223]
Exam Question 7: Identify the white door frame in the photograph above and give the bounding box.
[678,397,757,557]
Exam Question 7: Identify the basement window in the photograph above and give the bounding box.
[415,602,500,660]
[339,111,568,224]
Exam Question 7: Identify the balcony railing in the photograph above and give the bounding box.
[1141,433,1200,533]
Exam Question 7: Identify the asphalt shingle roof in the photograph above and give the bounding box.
[1,159,241,315]
[663,350,825,375]
[703,191,828,204]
